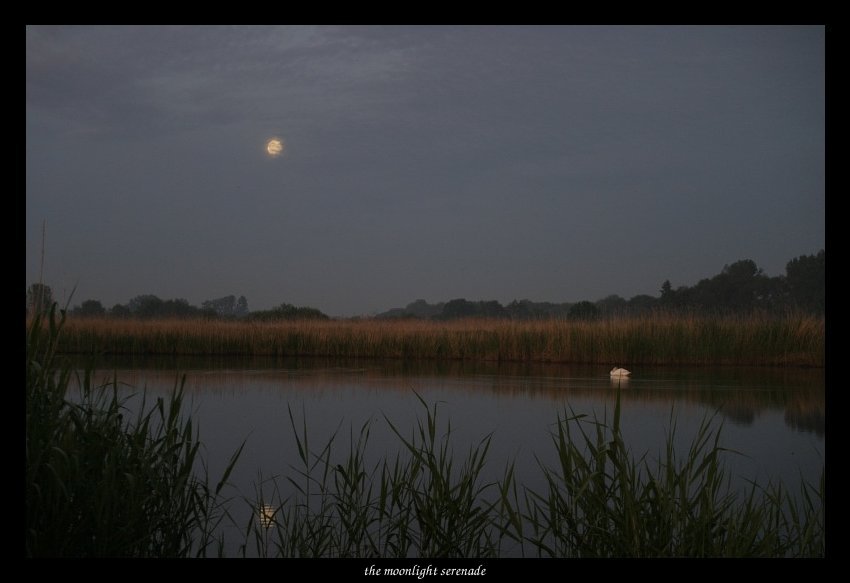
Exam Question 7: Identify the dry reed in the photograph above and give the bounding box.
[48,312,824,367]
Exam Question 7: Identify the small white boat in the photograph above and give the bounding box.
[610,367,631,378]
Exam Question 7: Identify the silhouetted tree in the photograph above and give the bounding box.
[376,299,446,320]
[27,283,54,315]
[627,294,657,313]
[72,299,106,317]
[160,298,198,318]
[249,303,329,321]
[786,250,825,313]
[202,295,237,317]
[110,304,131,318]
[506,300,532,319]
[124,295,203,318]
[235,295,249,317]
[668,259,779,313]
[568,301,600,320]
[479,300,507,318]
[596,294,627,316]
[128,295,164,318]
[441,299,477,319]
[660,280,674,306]
[371,250,821,320]
[437,299,509,319]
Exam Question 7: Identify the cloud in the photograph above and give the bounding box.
[26,26,824,315]
[27,26,423,141]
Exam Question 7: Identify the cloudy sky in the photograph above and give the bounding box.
[26,25,824,316]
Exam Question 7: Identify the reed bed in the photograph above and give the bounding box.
[26,308,240,557]
[242,394,824,558]
[51,312,824,367]
[27,308,824,557]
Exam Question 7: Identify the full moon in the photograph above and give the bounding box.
[266,138,284,157]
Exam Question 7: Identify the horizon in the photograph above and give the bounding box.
[27,26,825,317]
[31,247,822,318]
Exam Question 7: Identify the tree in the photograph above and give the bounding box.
[659,280,673,305]
[568,301,600,320]
[202,295,237,317]
[72,299,106,317]
[110,304,131,318]
[786,250,825,314]
[627,294,657,313]
[506,300,532,320]
[724,259,760,281]
[161,298,197,318]
[719,259,772,311]
[479,300,506,318]
[441,299,477,319]
[128,295,164,318]
[596,294,627,316]
[199,294,250,318]
[235,295,249,317]
[675,259,774,313]
[27,283,54,315]
[249,303,329,321]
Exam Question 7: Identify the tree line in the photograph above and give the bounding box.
[25,289,330,321]
[376,250,825,320]
[26,250,823,321]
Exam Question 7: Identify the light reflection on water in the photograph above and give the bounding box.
[257,504,277,529]
[79,357,824,555]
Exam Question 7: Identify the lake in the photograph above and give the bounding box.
[84,356,824,556]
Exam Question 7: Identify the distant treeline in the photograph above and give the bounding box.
[26,250,823,321]
[25,288,330,321]
[377,251,825,320]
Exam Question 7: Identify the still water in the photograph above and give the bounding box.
[86,357,824,553]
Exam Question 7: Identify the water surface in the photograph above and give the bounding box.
[84,356,824,554]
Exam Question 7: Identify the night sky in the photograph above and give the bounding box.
[26,26,824,316]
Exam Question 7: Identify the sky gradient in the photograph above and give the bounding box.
[26,25,825,317]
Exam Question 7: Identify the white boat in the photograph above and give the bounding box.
[610,367,631,378]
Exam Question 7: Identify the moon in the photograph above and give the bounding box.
[266,138,284,157]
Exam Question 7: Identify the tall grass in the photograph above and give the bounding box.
[243,394,824,558]
[242,395,521,557]
[51,311,823,366]
[517,402,824,557]
[25,307,241,557]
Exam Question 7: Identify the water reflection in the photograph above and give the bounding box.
[785,400,825,438]
[720,403,756,426]
[610,377,630,389]
[257,504,277,529]
[80,354,822,557]
[89,356,824,436]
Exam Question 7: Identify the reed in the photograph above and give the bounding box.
[243,393,824,558]
[238,393,503,558]
[516,401,824,557]
[25,307,241,557]
[51,311,824,367]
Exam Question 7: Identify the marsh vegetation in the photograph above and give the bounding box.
[50,312,823,367]
[27,308,824,557]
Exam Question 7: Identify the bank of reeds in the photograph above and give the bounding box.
[243,394,824,558]
[51,312,824,367]
[519,405,824,557]
[26,307,240,557]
